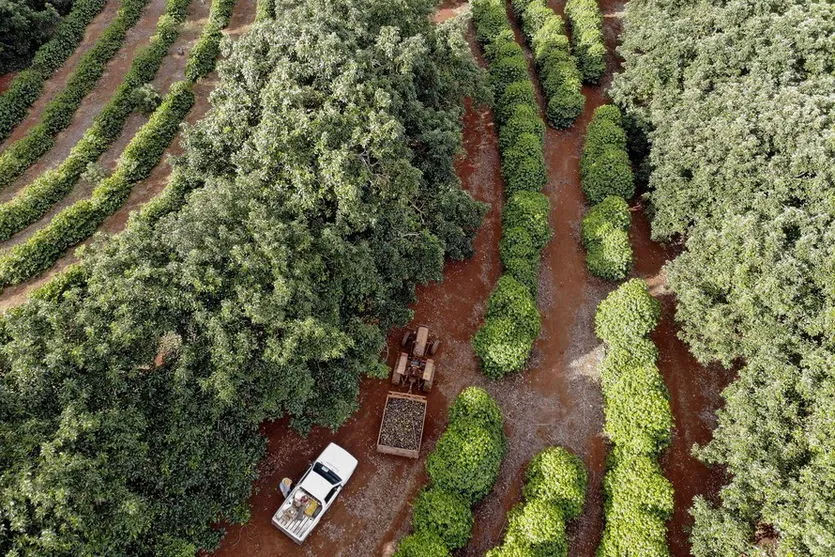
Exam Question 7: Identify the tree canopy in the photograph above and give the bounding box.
[0,0,485,553]
[613,0,835,554]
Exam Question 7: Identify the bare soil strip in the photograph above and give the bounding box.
[0,0,119,151]
[0,0,170,203]
[0,0,257,311]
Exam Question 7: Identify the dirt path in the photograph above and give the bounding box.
[0,0,119,151]
[0,0,258,311]
[0,0,170,203]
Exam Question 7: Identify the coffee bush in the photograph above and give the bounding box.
[412,488,473,550]
[448,386,504,434]
[426,417,505,504]
[594,279,660,347]
[499,105,545,150]
[393,530,450,557]
[523,446,587,518]
[565,0,606,83]
[501,133,546,195]
[603,363,672,456]
[496,81,538,124]
[503,191,551,249]
[581,145,634,204]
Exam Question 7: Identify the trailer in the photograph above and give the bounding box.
[376,391,428,459]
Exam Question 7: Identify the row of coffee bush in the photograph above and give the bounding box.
[0,0,239,288]
[394,387,506,556]
[580,104,634,280]
[0,0,107,142]
[487,446,587,556]
[594,279,674,556]
[0,0,153,189]
[565,0,606,83]
[511,0,584,128]
[471,0,551,379]
[0,0,194,242]
[4,0,237,300]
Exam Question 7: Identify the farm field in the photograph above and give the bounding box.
[0,0,831,556]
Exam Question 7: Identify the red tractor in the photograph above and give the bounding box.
[392,325,440,392]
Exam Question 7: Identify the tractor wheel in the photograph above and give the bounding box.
[429,339,441,356]
[392,372,402,386]
[401,331,413,348]
[422,378,433,392]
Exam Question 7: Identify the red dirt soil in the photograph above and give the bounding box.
[0,0,258,311]
[210,2,732,557]
[0,72,18,95]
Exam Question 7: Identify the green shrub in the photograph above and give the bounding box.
[393,530,450,557]
[499,105,544,150]
[255,0,274,21]
[447,386,504,433]
[503,499,568,557]
[472,0,508,45]
[523,446,587,518]
[599,339,658,384]
[581,196,630,244]
[603,362,672,456]
[503,256,540,294]
[491,55,530,98]
[485,30,523,63]
[411,488,473,549]
[520,1,553,40]
[594,279,660,347]
[426,417,505,504]
[565,0,606,83]
[503,191,551,250]
[583,119,627,160]
[531,17,567,60]
[545,78,585,129]
[581,146,634,204]
[0,0,107,142]
[500,226,537,264]
[598,456,674,557]
[586,227,632,280]
[474,275,542,377]
[501,132,546,195]
[132,83,162,114]
[473,315,535,377]
[582,197,632,280]
[592,103,622,125]
[496,81,538,124]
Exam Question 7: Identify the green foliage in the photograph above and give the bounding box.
[501,132,546,195]
[597,455,674,557]
[594,279,660,347]
[503,191,550,250]
[396,389,504,555]
[447,385,504,435]
[0,0,154,189]
[564,0,605,83]
[0,0,106,141]
[512,0,583,129]
[613,2,835,551]
[580,105,633,204]
[471,0,507,45]
[426,417,506,504]
[498,104,544,150]
[0,0,61,74]
[582,196,632,280]
[490,446,586,557]
[595,279,672,556]
[495,80,537,124]
[0,0,486,552]
[411,488,473,550]
[393,530,451,557]
[255,0,273,21]
[131,83,162,114]
[523,446,587,518]
[487,273,541,335]
[184,0,236,82]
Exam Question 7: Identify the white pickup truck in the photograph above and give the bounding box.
[271,443,358,544]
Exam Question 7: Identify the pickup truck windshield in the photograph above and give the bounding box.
[313,462,341,485]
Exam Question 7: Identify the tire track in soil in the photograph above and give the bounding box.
[0,0,120,152]
[0,0,170,203]
[0,0,258,311]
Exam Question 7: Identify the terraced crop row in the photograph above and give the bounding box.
[0,0,107,141]
[0,0,153,189]
[0,0,239,289]
[0,0,192,242]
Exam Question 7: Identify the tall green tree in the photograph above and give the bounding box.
[613,1,835,555]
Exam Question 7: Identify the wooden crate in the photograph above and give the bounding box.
[376,391,428,459]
